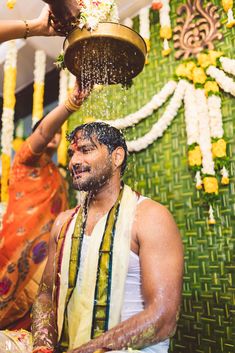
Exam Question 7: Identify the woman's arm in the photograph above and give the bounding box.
[0,5,56,43]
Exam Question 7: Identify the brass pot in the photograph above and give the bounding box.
[63,22,147,86]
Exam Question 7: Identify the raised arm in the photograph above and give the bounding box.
[0,5,56,43]
[69,200,184,353]
[28,81,90,155]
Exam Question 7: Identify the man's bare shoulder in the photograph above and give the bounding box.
[135,198,181,244]
[51,208,77,241]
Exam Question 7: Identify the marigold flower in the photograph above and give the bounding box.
[203,176,219,194]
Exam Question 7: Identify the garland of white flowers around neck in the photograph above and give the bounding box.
[0,40,17,225]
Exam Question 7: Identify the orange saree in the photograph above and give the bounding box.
[0,140,68,329]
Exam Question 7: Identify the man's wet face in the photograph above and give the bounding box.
[68,131,114,191]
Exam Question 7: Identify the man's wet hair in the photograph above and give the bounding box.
[67,122,128,175]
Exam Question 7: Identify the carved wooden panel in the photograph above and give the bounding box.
[173,0,222,59]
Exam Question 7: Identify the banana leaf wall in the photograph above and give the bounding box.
[69,1,235,352]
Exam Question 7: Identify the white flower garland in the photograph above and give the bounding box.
[59,69,69,104]
[159,0,172,55]
[126,80,187,152]
[1,41,17,157]
[184,82,200,145]
[195,89,215,176]
[207,95,224,139]
[122,17,133,28]
[207,65,235,96]
[104,81,177,129]
[220,56,235,76]
[139,6,150,54]
[79,0,119,30]
[32,50,46,127]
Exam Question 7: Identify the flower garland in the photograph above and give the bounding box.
[221,0,235,28]
[57,69,69,167]
[139,7,151,64]
[1,40,17,206]
[6,0,16,9]
[78,0,119,31]
[176,50,232,224]
[32,50,46,128]
[159,0,172,56]
[122,18,133,28]
[13,119,25,153]
[206,65,235,96]
[104,81,177,129]
[126,80,187,152]
[183,82,203,189]
[220,56,235,76]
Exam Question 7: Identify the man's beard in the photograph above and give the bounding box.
[71,162,113,192]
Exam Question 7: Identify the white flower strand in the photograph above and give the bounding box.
[1,41,17,156]
[195,171,203,189]
[207,95,224,139]
[126,80,187,152]
[139,7,150,42]
[105,81,177,129]
[33,50,46,84]
[122,17,133,28]
[207,65,235,96]
[220,56,235,77]
[221,166,229,179]
[184,82,200,145]
[59,69,69,104]
[159,0,171,27]
[195,89,215,176]
[208,204,216,224]
[159,0,171,52]
[32,50,46,127]
[1,108,15,156]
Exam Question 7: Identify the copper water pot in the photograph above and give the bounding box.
[43,0,81,35]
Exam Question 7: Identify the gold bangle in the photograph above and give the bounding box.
[23,20,30,39]
[64,94,82,113]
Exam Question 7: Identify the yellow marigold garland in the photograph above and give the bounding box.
[57,70,69,167]
[222,0,235,28]
[1,41,17,203]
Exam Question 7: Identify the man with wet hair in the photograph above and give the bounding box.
[32,121,184,353]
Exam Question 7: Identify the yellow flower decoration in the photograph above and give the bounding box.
[188,146,202,167]
[212,138,227,158]
[160,26,172,40]
[208,218,216,225]
[1,153,11,202]
[203,177,219,194]
[197,51,223,68]
[176,62,196,80]
[222,0,233,12]
[197,53,212,69]
[221,176,229,185]
[192,67,207,85]
[162,48,172,57]
[7,0,16,9]
[204,81,220,96]
[12,137,24,152]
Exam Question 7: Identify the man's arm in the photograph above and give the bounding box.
[68,199,183,353]
[32,210,74,351]
[0,6,56,43]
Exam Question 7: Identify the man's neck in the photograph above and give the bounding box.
[88,178,123,212]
